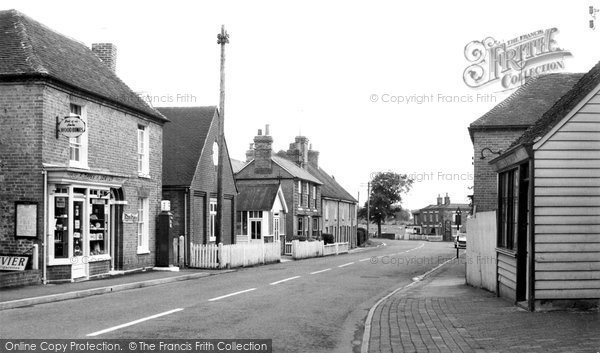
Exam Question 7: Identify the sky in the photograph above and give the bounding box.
[4,0,598,210]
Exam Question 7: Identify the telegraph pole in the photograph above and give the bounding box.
[216,25,229,245]
[366,182,371,239]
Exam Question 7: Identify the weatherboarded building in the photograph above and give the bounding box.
[469,73,583,213]
[0,10,167,286]
[489,62,600,310]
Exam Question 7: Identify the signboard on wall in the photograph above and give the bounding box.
[0,255,29,271]
[123,213,139,223]
[15,203,37,238]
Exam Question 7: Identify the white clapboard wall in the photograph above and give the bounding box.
[533,94,600,300]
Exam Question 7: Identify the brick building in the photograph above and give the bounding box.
[236,127,323,242]
[305,153,358,248]
[0,10,167,286]
[159,107,237,264]
[412,194,469,241]
[468,73,583,213]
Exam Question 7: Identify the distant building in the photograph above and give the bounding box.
[235,127,323,243]
[412,194,469,241]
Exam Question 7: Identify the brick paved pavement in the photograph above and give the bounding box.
[367,257,600,353]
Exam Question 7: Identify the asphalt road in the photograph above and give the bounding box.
[0,240,457,353]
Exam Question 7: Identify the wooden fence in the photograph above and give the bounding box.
[284,242,293,256]
[323,242,349,256]
[190,241,281,269]
[292,240,324,259]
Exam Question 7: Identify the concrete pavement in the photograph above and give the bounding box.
[366,255,600,353]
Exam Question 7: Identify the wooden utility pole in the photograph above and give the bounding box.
[216,25,229,245]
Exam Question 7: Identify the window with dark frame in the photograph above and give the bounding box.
[498,168,519,250]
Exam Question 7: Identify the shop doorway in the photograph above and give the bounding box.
[110,188,125,271]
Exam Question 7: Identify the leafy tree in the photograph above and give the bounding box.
[366,172,413,237]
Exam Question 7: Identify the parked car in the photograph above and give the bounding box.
[454,232,466,249]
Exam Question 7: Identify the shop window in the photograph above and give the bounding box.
[69,104,87,168]
[90,198,107,255]
[209,198,217,242]
[138,125,150,177]
[53,196,69,258]
[137,197,149,253]
[498,169,519,250]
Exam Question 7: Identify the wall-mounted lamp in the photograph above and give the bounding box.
[480,147,502,160]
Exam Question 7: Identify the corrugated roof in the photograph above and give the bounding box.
[0,9,165,122]
[307,165,357,203]
[513,60,600,147]
[469,73,583,137]
[271,156,322,184]
[237,184,280,211]
[159,106,217,186]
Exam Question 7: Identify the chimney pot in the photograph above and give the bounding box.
[258,129,262,136]
[265,124,270,136]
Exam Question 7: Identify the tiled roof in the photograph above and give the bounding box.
[230,158,247,174]
[271,156,322,184]
[512,61,600,147]
[307,165,357,203]
[421,203,469,211]
[237,184,280,211]
[0,9,165,121]
[469,73,583,134]
[159,106,217,186]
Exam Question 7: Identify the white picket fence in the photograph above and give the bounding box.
[190,241,281,269]
[292,240,324,259]
[323,242,349,256]
[284,242,293,256]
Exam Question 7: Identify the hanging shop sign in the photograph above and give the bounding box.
[56,115,86,138]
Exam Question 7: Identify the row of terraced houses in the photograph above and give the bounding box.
[0,10,357,287]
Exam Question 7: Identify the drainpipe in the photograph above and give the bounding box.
[42,169,47,284]
[185,188,189,267]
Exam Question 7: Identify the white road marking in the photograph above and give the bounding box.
[208,288,257,301]
[86,308,183,337]
[310,268,331,275]
[270,276,301,285]
[359,258,371,262]
[338,262,354,268]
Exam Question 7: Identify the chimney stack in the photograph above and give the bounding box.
[253,127,273,174]
[245,143,254,162]
[308,144,319,168]
[444,193,451,205]
[91,43,117,73]
[437,194,442,206]
[286,136,310,168]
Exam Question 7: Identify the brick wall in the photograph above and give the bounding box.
[89,260,110,277]
[187,113,237,245]
[1,80,164,281]
[0,270,42,288]
[0,83,45,264]
[472,129,526,213]
[42,85,164,271]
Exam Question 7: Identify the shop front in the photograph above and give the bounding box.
[45,167,127,282]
